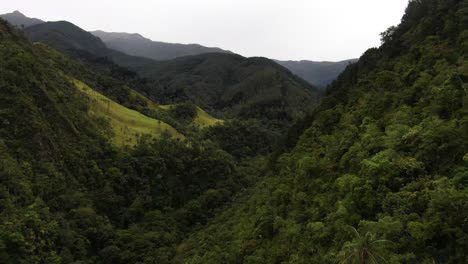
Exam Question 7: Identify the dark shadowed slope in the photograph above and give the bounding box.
[130,53,322,130]
[0,10,44,28]
[276,59,358,88]
[26,21,107,55]
[23,21,159,69]
[92,30,232,61]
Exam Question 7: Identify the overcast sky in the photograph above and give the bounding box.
[1,0,409,61]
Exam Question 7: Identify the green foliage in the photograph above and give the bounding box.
[126,54,320,131]
[0,18,256,263]
[338,227,390,264]
[174,0,468,263]
[203,119,277,160]
[21,20,320,132]
[73,79,184,146]
[1,0,467,262]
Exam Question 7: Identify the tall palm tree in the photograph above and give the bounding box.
[339,226,390,264]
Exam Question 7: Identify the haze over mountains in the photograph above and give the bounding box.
[0,10,355,88]
[91,30,232,61]
[0,10,43,27]
[91,30,355,87]
[275,59,358,87]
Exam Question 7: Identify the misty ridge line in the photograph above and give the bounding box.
[0,10,357,88]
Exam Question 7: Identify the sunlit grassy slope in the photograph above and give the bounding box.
[192,106,223,127]
[129,90,223,128]
[73,79,184,146]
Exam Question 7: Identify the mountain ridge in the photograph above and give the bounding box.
[91,30,232,61]
[0,10,44,28]
[1,11,356,88]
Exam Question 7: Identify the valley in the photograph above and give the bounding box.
[0,0,467,263]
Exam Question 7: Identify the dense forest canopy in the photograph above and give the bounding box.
[0,0,467,263]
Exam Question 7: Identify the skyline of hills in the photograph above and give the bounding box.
[1,10,356,87]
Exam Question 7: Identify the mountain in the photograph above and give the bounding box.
[0,0,466,263]
[0,17,261,264]
[173,0,468,263]
[26,21,108,55]
[91,30,354,88]
[276,59,358,88]
[92,30,232,61]
[0,11,352,90]
[23,21,158,69]
[21,20,320,131]
[0,10,44,28]
[129,53,321,130]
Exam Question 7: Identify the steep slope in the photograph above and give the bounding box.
[26,21,107,55]
[175,0,468,263]
[0,10,44,28]
[73,79,183,146]
[0,19,248,264]
[92,30,231,60]
[276,59,358,88]
[132,53,321,130]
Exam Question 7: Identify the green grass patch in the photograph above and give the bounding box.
[73,79,184,146]
[128,89,223,128]
[192,106,223,127]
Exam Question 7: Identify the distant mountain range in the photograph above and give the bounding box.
[13,18,320,130]
[0,10,356,89]
[91,30,357,87]
[91,30,232,61]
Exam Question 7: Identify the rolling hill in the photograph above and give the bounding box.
[92,30,232,61]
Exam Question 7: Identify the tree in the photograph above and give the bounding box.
[339,226,390,264]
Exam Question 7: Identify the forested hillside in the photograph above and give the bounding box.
[174,0,468,263]
[0,0,466,263]
[131,53,320,130]
[0,18,267,263]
